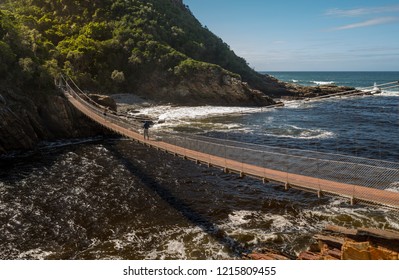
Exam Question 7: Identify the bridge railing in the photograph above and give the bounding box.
[59,75,399,207]
[62,78,144,132]
[158,133,399,192]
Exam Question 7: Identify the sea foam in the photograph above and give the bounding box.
[311,81,335,85]
[136,105,259,122]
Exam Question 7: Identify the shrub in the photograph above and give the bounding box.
[111,69,125,83]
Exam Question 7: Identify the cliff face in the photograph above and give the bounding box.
[135,68,274,106]
[0,89,104,154]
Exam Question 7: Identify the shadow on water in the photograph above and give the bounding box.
[104,141,248,258]
[0,137,106,181]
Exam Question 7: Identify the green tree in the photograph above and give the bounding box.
[111,70,125,83]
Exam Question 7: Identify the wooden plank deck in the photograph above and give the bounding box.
[65,91,399,210]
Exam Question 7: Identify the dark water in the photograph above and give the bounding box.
[205,94,399,162]
[1,72,399,259]
[1,138,398,260]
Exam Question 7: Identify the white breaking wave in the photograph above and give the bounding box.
[221,210,325,246]
[166,240,187,259]
[283,100,302,109]
[283,100,315,109]
[386,182,399,193]
[311,81,335,85]
[263,131,335,140]
[17,249,54,260]
[135,105,260,122]
[378,90,399,97]
[131,104,336,140]
[228,210,256,226]
[142,225,229,260]
[298,130,335,140]
[264,124,335,140]
[132,105,272,132]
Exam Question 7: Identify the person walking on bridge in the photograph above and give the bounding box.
[143,120,151,140]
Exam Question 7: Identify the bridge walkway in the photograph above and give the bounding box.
[62,80,399,210]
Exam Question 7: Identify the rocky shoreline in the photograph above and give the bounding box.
[245,225,399,260]
[0,76,359,155]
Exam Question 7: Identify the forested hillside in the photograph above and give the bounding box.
[0,8,52,93]
[0,0,285,96]
[1,0,289,153]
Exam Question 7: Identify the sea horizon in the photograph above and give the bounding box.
[259,71,399,88]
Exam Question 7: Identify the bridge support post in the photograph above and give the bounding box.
[317,190,323,199]
[284,182,290,191]
[350,197,356,206]
[239,171,245,179]
[223,167,229,174]
[262,178,269,184]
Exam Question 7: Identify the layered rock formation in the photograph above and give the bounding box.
[0,89,105,154]
[245,225,399,260]
[299,225,399,260]
[135,69,275,106]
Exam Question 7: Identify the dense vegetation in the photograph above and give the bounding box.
[0,0,270,95]
[0,8,53,93]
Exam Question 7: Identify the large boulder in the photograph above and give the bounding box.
[87,94,117,111]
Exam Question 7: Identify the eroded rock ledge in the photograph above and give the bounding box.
[244,225,399,260]
[0,89,106,154]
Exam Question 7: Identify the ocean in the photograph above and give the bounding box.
[0,71,398,259]
[266,71,399,88]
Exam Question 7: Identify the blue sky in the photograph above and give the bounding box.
[183,0,399,71]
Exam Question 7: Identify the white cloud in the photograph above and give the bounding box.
[326,5,399,17]
[333,17,399,30]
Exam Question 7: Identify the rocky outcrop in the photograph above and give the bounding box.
[245,225,399,260]
[243,249,290,260]
[251,73,357,99]
[87,94,117,111]
[135,69,275,106]
[0,89,105,154]
[285,84,357,99]
[298,225,399,260]
[131,68,355,106]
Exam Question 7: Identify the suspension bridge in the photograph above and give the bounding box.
[60,76,399,209]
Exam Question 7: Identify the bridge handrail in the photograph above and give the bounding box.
[175,133,399,168]
[59,74,399,205]
[310,81,399,100]
[61,77,143,131]
[160,133,399,172]
[159,133,398,189]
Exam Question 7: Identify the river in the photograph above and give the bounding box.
[1,72,398,259]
